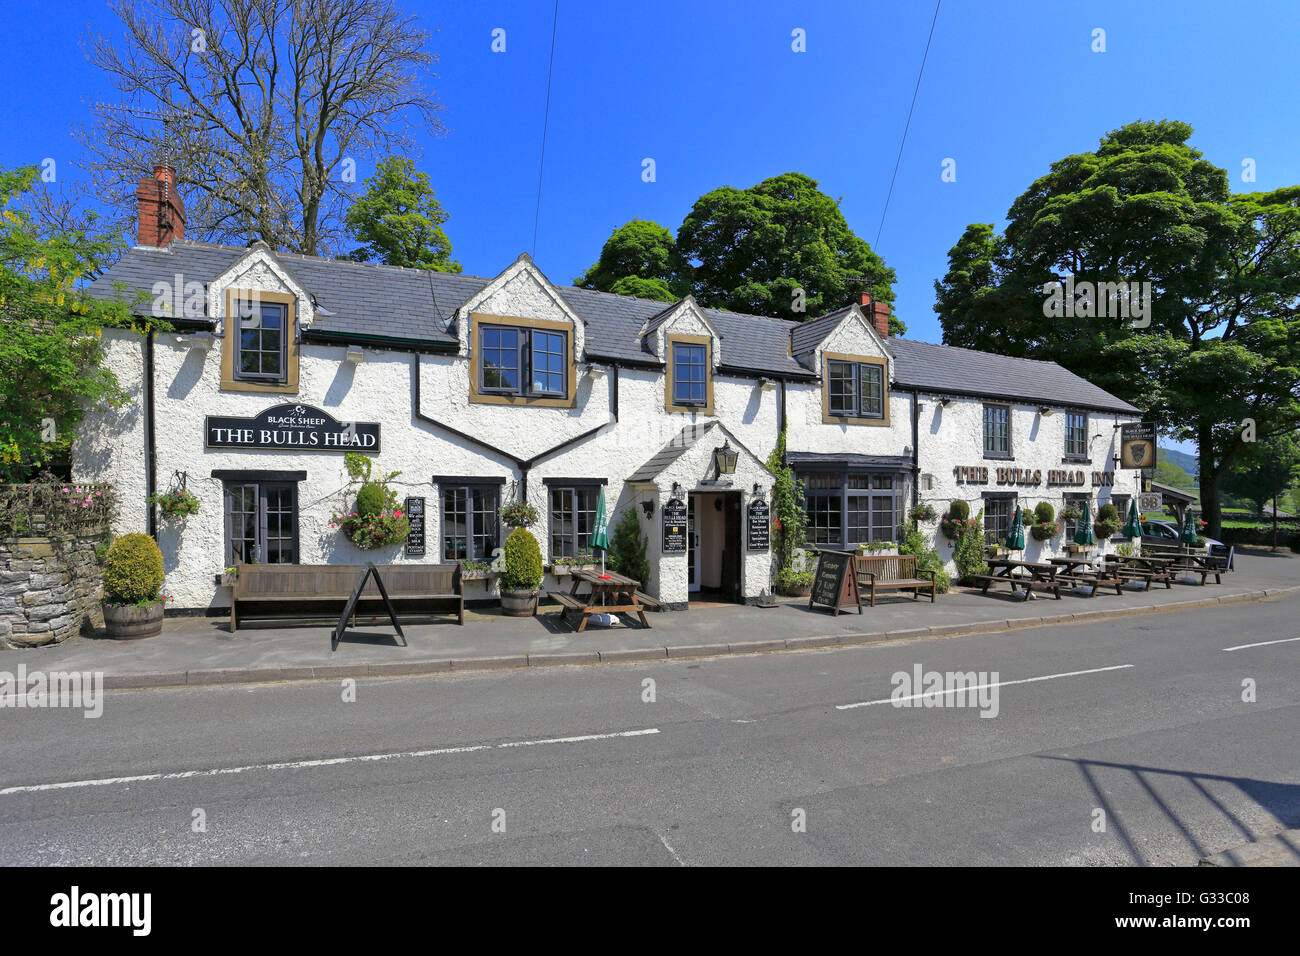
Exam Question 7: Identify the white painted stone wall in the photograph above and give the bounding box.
[915,395,1141,570]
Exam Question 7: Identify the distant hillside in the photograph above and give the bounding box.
[1159,446,1199,483]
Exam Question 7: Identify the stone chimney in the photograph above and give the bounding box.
[136,164,186,247]
[857,291,890,338]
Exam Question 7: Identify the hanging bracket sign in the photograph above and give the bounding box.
[205,403,380,452]
[1120,422,1157,469]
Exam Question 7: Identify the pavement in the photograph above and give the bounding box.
[2,594,1297,866]
[1200,829,1300,867]
[5,548,1299,689]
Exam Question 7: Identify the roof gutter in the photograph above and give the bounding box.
[895,384,1141,417]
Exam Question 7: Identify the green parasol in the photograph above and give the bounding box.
[1004,502,1025,550]
[1073,500,1095,547]
[1180,508,1199,546]
[592,486,610,572]
[1122,498,1141,538]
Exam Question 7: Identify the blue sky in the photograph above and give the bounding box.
[4,1,1298,359]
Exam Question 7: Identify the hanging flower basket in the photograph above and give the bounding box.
[1029,521,1059,541]
[148,488,201,519]
[909,504,937,523]
[499,500,540,529]
[332,509,410,550]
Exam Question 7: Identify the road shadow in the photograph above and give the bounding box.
[1041,754,1300,866]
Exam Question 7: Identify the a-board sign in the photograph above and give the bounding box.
[747,498,770,551]
[662,497,688,553]
[405,497,425,557]
[330,563,406,652]
[808,550,861,615]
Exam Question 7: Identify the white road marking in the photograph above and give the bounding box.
[655,829,686,866]
[1222,636,1300,652]
[835,664,1134,710]
[0,727,660,796]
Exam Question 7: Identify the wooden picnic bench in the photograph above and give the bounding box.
[1102,554,1174,590]
[854,553,937,607]
[1169,552,1224,585]
[1048,557,1124,597]
[970,559,1062,599]
[230,562,463,631]
[549,568,658,632]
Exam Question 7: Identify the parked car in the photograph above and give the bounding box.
[1140,519,1230,563]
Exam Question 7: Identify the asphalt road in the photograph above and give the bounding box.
[2,595,1298,866]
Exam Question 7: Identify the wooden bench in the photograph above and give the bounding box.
[635,591,665,611]
[854,554,937,607]
[230,563,463,631]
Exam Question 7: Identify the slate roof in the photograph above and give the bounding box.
[88,239,1140,414]
[786,452,914,470]
[626,421,723,483]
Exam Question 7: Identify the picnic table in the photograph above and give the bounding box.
[1048,557,1124,597]
[1102,554,1175,591]
[548,568,662,632]
[1168,551,1224,585]
[970,559,1062,600]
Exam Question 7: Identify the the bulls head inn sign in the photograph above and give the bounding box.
[205,403,381,452]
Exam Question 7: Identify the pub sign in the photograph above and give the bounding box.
[1120,422,1157,470]
[661,498,688,553]
[205,403,380,452]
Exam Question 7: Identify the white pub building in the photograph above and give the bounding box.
[74,167,1144,612]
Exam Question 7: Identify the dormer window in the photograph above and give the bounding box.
[235,300,288,383]
[469,314,576,407]
[664,333,714,414]
[672,342,707,405]
[822,354,888,425]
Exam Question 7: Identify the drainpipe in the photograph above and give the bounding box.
[778,379,787,438]
[910,390,920,510]
[144,331,157,538]
[518,364,620,495]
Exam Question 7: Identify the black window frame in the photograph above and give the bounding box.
[671,341,708,407]
[982,492,1017,546]
[549,485,600,561]
[826,359,885,419]
[800,470,900,550]
[223,480,298,565]
[1064,411,1089,461]
[440,483,501,562]
[233,300,289,384]
[983,403,1012,459]
[1062,492,1092,541]
[478,323,569,399]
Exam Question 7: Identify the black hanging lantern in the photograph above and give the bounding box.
[713,440,739,477]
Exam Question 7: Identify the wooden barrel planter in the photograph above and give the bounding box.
[500,589,539,617]
[103,601,165,639]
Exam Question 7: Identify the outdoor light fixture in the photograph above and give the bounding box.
[585,364,606,380]
[757,378,776,392]
[640,499,655,517]
[752,483,766,499]
[345,346,366,364]
[713,440,739,477]
[939,398,952,407]
[179,332,215,352]
[671,481,683,497]
[1038,406,1054,417]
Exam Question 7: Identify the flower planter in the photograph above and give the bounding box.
[461,570,498,582]
[549,563,597,577]
[103,601,165,640]
[777,584,812,597]
[501,588,540,617]
[1066,545,1093,554]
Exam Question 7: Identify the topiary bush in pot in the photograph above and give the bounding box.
[500,527,543,616]
[102,532,167,639]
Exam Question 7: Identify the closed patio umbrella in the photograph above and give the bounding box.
[1005,501,1025,550]
[1073,501,1095,547]
[1122,498,1141,538]
[1180,508,1199,546]
[592,486,610,573]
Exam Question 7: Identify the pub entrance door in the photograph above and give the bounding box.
[687,491,743,603]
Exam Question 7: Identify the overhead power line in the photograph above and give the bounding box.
[875,0,942,248]
[532,0,560,259]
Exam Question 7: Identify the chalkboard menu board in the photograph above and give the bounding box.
[662,498,688,553]
[809,550,861,615]
[747,499,770,551]
[404,497,425,557]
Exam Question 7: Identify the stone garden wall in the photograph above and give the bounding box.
[0,535,104,649]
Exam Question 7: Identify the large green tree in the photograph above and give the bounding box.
[580,174,902,330]
[934,121,1300,535]
[1221,432,1300,518]
[345,157,461,272]
[575,219,679,302]
[679,172,900,329]
[0,167,143,480]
